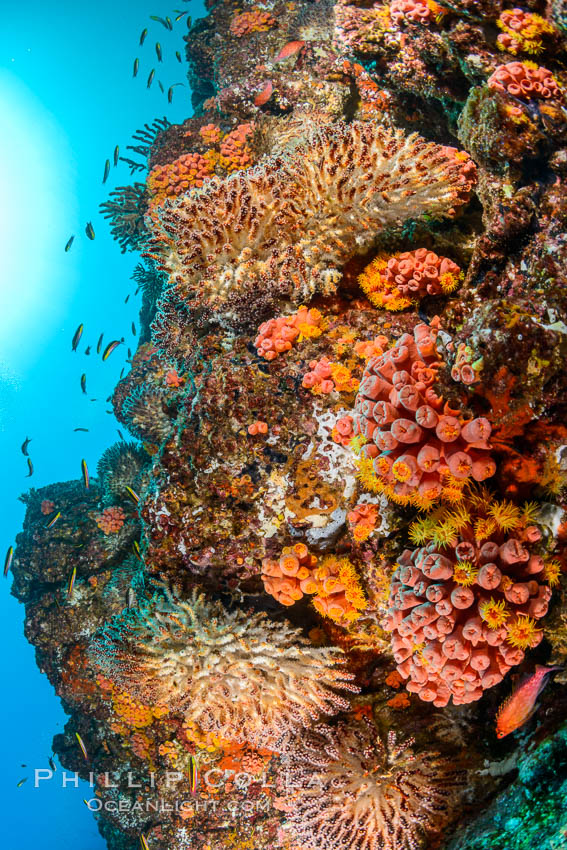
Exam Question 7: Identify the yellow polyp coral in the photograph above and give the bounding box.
[219,123,255,173]
[452,560,479,586]
[182,719,228,752]
[506,615,542,649]
[147,152,217,207]
[158,740,179,763]
[543,559,562,587]
[487,500,523,531]
[479,597,510,629]
[497,9,554,55]
[312,556,367,626]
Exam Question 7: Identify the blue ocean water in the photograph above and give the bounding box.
[0,1,204,845]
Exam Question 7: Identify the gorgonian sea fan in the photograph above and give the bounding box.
[284,714,463,850]
[89,586,357,748]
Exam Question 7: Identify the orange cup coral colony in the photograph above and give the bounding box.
[96,506,126,534]
[487,61,562,100]
[229,9,276,36]
[353,322,496,508]
[359,248,463,311]
[254,306,325,360]
[384,498,554,706]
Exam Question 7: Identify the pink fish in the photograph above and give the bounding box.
[496,664,560,738]
[275,40,305,62]
[254,81,273,107]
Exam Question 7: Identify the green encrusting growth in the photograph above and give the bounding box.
[446,724,567,850]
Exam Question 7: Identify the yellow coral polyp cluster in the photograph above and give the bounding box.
[97,673,166,728]
[347,503,380,542]
[497,8,554,55]
[219,123,255,173]
[230,9,276,36]
[147,151,217,206]
[199,123,222,145]
[182,719,233,753]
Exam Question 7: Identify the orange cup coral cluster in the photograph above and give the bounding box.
[488,61,562,100]
[353,322,496,508]
[383,498,553,706]
[359,249,463,311]
[389,0,444,25]
[219,123,255,172]
[95,506,126,534]
[332,414,355,447]
[347,503,380,542]
[147,152,216,206]
[261,546,367,626]
[230,9,276,36]
[199,123,222,145]
[41,500,55,515]
[302,357,359,394]
[496,9,554,55]
[450,343,483,386]
[254,306,325,360]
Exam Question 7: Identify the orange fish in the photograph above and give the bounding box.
[275,40,305,62]
[496,664,560,738]
[254,81,273,107]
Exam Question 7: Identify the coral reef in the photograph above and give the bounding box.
[10,0,567,847]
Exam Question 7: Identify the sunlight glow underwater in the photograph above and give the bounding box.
[0,70,76,369]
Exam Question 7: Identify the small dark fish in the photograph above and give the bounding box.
[25,458,33,478]
[81,458,89,489]
[158,80,164,94]
[75,732,88,761]
[85,346,91,356]
[133,57,139,77]
[139,27,148,46]
[80,374,87,394]
[131,322,136,335]
[49,757,57,772]
[21,437,31,456]
[175,11,187,22]
[119,368,124,379]
[147,68,155,89]
[117,429,125,441]
[72,323,84,351]
[85,221,95,240]
[65,236,74,253]
[45,511,61,530]
[124,294,130,304]
[113,145,119,166]
[67,566,77,599]
[175,50,182,63]
[189,756,198,793]
[150,14,169,28]
[125,486,140,504]
[102,340,121,361]
[168,86,174,104]
[96,333,104,354]
[156,42,162,62]
[127,348,132,359]
[90,398,97,402]
[73,428,89,432]
[16,778,27,788]
[186,16,192,29]
[102,159,110,183]
[4,546,13,578]
[166,16,173,30]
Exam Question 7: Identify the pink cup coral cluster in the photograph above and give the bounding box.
[450,343,482,386]
[261,546,367,626]
[219,123,255,172]
[347,503,379,542]
[496,9,554,55]
[383,499,553,706]
[353,322,496,508]
[254,306,325,360]
[230,9,276,36]
[389,0,444,25]
[96,506,126,534]
[488,61,562,100]
[41,500,56,516]
[359,249,463,311]
[332,414,354,447]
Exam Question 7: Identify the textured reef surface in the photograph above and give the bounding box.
[12,0,567,847]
